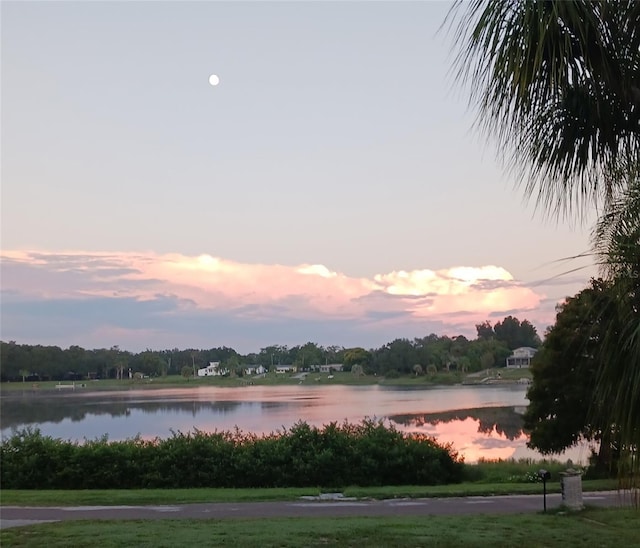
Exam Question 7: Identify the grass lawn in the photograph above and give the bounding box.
[0,480,617,506]
[1,508,638,547]
[0,369,526,393]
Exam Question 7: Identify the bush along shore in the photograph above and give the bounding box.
[0,420,464,489]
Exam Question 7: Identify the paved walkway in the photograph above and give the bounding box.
[0,491,632,530]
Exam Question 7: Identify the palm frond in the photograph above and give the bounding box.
[449,0,640,219]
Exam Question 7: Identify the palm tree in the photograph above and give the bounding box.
[449,0,640,491]
[592,172,640,492]
[449,0,640,217]
[594,166,640,277]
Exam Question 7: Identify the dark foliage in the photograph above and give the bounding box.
[0,420,464,489]
[523,279,621,473]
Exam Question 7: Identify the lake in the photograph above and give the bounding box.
[0,384,592,463]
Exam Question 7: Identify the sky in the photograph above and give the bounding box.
[1,1,597,354]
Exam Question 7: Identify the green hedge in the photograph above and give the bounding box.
[0,420,464,489]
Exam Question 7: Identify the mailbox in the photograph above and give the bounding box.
[538,469,551,511]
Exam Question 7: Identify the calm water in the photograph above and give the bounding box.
[0,384,592,463]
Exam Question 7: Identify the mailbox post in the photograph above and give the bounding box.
[538,469,551,512]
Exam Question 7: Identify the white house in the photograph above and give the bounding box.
[319,363,344,373]
[244,365,267,376]
[197,361,228,377]
[506,347,538,368]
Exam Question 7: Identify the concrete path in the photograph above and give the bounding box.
[0,491,632,530]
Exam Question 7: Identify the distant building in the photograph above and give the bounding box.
[198,361,228,377]
[244,365,267,376]
[506,347,538,368]
[319,363,344,373]
[275,365,296,374]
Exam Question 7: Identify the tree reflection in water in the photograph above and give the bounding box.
[389,406,526,441]
[0,395,250,430]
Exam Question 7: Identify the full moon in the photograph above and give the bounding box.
[209,74,220,86]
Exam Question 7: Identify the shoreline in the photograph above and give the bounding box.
[0,375,531,396]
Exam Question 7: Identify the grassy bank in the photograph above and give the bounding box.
[0,369,530,393]
[2,508,638,547]
[0,479,617,506]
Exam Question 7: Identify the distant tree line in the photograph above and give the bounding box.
[0,315,540,382]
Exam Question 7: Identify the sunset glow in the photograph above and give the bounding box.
[0,249,550,351]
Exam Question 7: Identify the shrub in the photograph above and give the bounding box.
[0,421,464,489]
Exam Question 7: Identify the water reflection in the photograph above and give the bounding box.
[389,406,526,441]
[0,398,252,428]
[388,407,527,462]
[388,407,591,463]
[0,385,591,463]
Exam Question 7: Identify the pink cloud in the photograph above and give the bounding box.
[1,249,546,340]
[373,266,541,324]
